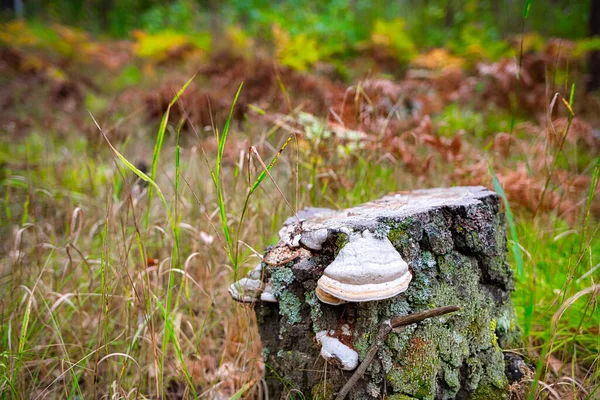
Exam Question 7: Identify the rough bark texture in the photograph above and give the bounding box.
[249,186,522,399]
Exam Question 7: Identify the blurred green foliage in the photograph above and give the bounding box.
[133,29,211,59]
[16,0,592,41]
[369,18,418,63]
[434,104,519,140]
[2,0,594,71]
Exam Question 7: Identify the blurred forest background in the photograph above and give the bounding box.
[1,1,599,399]
[3,0,592,38]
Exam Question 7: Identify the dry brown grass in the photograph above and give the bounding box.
[1,38,599,399]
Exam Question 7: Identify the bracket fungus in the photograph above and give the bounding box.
[316,230,412,304]
[250,188,523,398]
[228,277,263,303]
[229,264,280,303]
[299,228,329,251]
[260,283,277,303]
[246,263,264,280]
[316,331,359,371]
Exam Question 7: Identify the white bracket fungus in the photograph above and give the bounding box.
[228,278,263,303]
[316,331,359,371]
[300,228,329,251]
[260,283,277,303]
[316,230,412,304]
[247,263,263,280]
[229,264,279,303]
[278,223,302,248]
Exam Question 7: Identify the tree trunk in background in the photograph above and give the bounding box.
[237,187,524,399]
[98,0,112,33]
[445,0,454,27]
[0,0,12,12]
[588,0,600,92]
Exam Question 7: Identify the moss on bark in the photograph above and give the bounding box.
[254,187,522,399]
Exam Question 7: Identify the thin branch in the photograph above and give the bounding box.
[390,305,460,328]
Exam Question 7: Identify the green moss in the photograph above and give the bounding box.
[434,326,469,367]
[374,223,391,239]
[305,290,324,332]
[490,319,499,348]
[387,335,439,399]
[421,251,436,272]
[384,219,414,247]
[443,363,460,390]
[386,324,416,360]
[436,254,456,277]
[354,333,371,360]
[387,395,418,400]
[496,300,523,349]
[312,381,336,400]
[468,382,509,400]
[464,349,509,394]
[279,292,302,324]
[483,349,509,390]
[334,232,349,255]
[466,356,483,391]
[387,297,411,318]
[465,316,494,351]
[404,272,433,305]
[388,228,409,248]
[464,231,483,252]
[270,267,295,297]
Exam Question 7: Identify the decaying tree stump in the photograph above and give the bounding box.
[230,186,523,399]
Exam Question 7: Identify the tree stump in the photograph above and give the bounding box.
[232,186,523,399]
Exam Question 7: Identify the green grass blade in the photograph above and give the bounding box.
[17,289,32,355]
[104,136,168,208]
[569,82,576,107]
[216,83,244,181]
[249,135,292,196]
[489,165,524,281]
[582,157,600,243]
[523,0,532,18]
[214,83,244,264]
[230,382,253,400]
[155,299,198,398]
[146,74,196,229]
[20,195,29,226]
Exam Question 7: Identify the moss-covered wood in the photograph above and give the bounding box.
[248,186,522,399]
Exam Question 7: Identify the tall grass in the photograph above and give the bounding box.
[1,26,599,400]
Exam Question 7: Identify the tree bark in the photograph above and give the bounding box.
[244,186,523,399]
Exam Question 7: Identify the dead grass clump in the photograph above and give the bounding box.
[476,53,549,115]
[143,51,347,130]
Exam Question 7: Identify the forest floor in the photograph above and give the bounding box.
[1,22,599,399]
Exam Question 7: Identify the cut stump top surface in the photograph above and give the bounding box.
[285,186,498,231]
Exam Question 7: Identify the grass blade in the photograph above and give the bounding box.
[249,135,293,195]
[146,74,197,229]
[214,83,244,264]
[523,0,532,18]
[230,382,253,400]
[216,83,244,181]
[489,165,524,281]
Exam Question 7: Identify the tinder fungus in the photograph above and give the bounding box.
[316,230,412,304]
[231,187,523,399]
